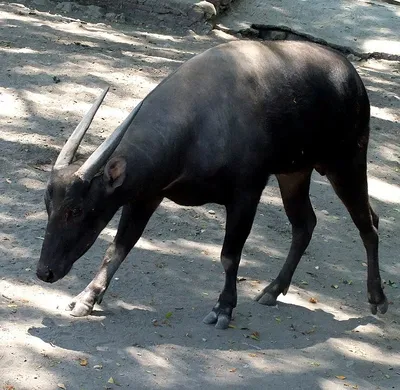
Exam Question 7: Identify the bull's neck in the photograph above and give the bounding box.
[113,123,181,202]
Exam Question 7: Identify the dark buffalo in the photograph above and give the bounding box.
[36,40,388,329]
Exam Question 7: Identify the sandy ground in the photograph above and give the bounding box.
[0,1,399,389]
[218,0,400,57]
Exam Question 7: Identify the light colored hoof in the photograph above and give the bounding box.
[66,300,93,317]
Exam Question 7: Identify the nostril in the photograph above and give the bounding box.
[37,266,54,282]
[46,268,54,282]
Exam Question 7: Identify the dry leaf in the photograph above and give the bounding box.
[248,353,257,357]
[4,386,16,390]
[250,331,260,341]
[57,384,67,390]
[228,324,237,329]
[107,377,115,384]
[331,284,339,289]
[387,280,397,288]
[79,358,88,366]
[229,368,237,373]
[305,327,316,334]
[336,375,346,380]
[309,297,318,304]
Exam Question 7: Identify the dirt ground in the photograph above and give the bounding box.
[0,1,399,390]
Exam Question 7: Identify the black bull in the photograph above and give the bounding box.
[36,40,388,329]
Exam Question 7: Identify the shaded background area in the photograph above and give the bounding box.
[218,0,400,58]
[0,1,399,389]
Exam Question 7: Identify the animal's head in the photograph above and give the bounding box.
[36,88,142,283]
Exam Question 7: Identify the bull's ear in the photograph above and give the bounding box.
[104,157,126,191]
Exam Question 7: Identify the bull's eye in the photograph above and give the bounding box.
[72,208,82,217]
[65,207,83,221]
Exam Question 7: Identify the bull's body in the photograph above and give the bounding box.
[118,41,367,204]
[37,41,388,329]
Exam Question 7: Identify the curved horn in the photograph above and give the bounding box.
[74,100,143,182]
[54,87,109,169]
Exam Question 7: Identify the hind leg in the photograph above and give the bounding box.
[256,170,316,305]
[326,160,388,315]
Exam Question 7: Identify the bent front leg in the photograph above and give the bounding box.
[67,197,162,316]
[203,190,261,329]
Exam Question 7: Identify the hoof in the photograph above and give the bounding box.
[66,300,93,317]
[215,314,231,330]
[203,309,232,329]
[203,311,218,325]
[254,291,278,306]
[370,296,389,315]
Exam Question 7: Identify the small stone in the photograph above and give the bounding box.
[194,1,217,18]
[208,210,215,215]
[105,12,116,21]
[321,210,329,215]
[189,1,216,22]
[116,13,126,22]
[347,54,361,62]
[96,346,109,352]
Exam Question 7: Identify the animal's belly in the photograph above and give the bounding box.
[162,177,232,206]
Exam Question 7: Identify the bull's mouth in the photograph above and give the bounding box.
[36,262,73,283]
